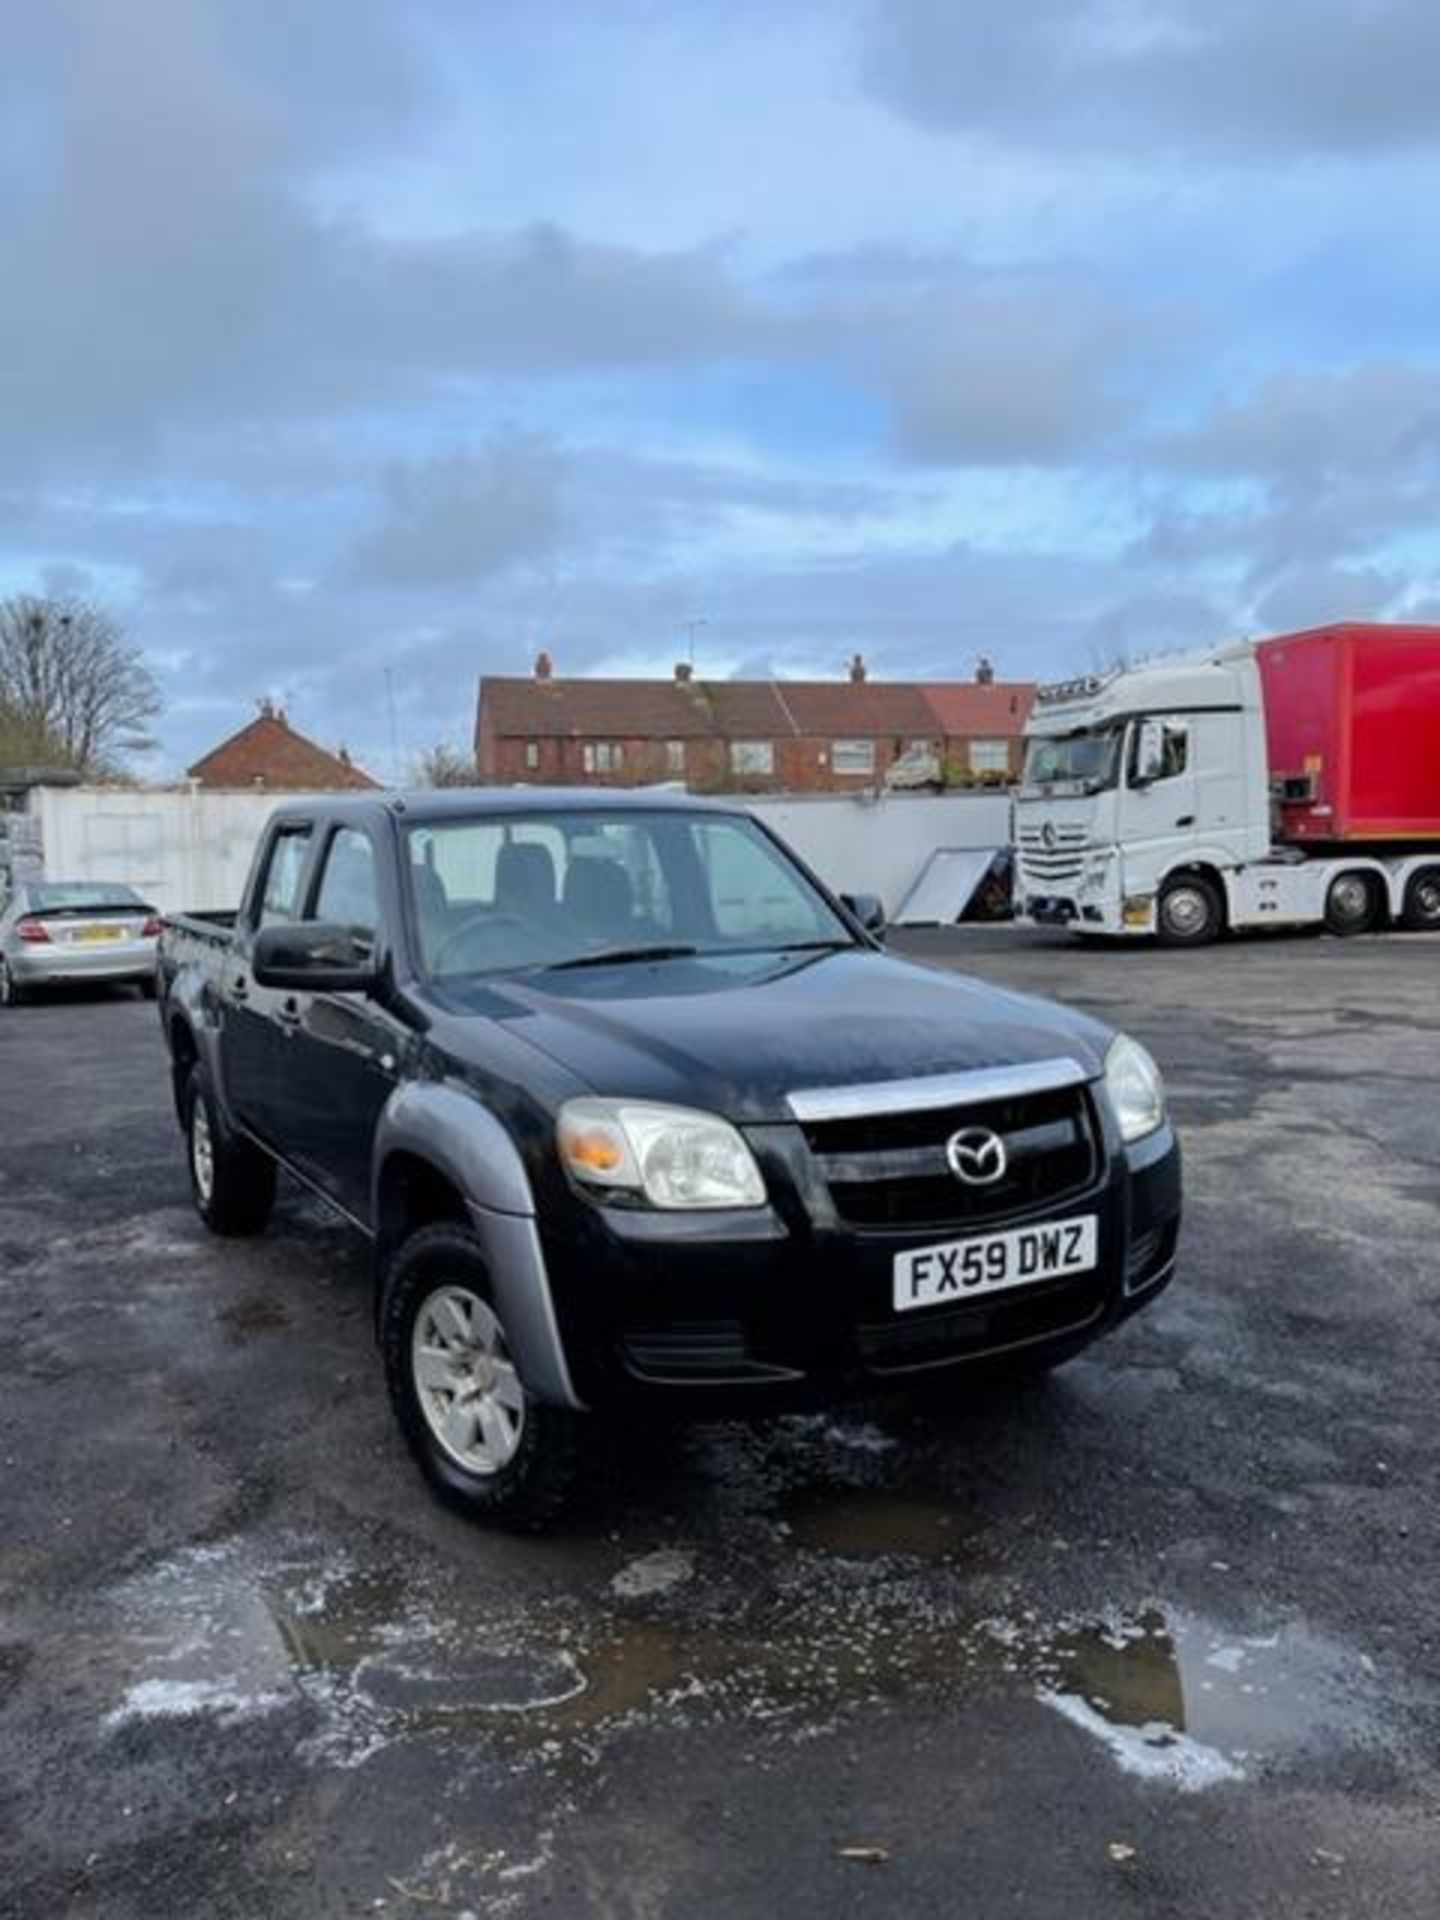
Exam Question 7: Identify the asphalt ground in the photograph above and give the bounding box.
[1,926,1437,1918]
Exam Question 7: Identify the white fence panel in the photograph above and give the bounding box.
[24,785,1013,920]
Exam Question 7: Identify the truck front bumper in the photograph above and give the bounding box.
[537,1119,1181,1413]
[1016,892,1156,937]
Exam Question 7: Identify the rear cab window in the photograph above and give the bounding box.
[255,825,314,928]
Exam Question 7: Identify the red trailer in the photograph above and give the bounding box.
[1258,623,1440,846]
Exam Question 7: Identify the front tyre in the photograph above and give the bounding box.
[1157,875,1222,947]
[185,1062,276,1235]
[380,1223,582,1530]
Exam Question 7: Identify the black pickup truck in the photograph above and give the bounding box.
[159,790,1180,1526]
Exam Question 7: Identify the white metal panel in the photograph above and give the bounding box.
[25,784,1015,922]
[893,848,997,925]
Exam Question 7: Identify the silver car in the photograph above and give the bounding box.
[0,881,161,1006]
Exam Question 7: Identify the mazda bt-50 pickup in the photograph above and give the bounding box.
[159,791,1180,1527]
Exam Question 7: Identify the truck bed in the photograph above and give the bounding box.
[162,909,237,948]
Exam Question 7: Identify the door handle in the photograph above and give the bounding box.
[276,997,302,1027]
[1175,815,1195,827]
[230,974,249,1000]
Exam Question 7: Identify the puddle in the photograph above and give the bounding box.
[783,1485,976,1559]
[1028,1606,1372,1790]
[97,1541,1382,1788]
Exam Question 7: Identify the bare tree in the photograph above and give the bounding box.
[0,595,162,774]
[412,741,477,788]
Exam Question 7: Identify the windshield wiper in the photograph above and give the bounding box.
[541,943,701,973]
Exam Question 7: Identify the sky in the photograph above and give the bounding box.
[5,0,1440,780]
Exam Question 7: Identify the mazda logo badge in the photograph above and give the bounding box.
[946,1126,1008,1186]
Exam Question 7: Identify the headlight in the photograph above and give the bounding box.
[1104,1033,1166,1143]
[557,1099,766,1210]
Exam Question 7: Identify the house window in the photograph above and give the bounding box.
[524,741,539,771]
[665,740,685,776]
[968,738,1011,775]
[831,739,876,777]
[582,742,624,774]
[729,740,775,777]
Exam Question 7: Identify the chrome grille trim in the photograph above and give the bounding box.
[785,1057,1091,1124]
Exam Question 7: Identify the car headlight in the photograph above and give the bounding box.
[1104,1033,1166,1143]
[557,1099,766,1210]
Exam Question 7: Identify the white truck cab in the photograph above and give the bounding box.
[1014,644,1436,943]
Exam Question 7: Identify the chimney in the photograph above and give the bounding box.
[277,706,289,726]
[674,661,694,683]
[848,652,867,684]
[258,696,275,719]
[534,649,553,680]
[975,656,995,686]
[338,746,352,768]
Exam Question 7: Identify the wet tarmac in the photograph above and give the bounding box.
[2,929,1439,1916]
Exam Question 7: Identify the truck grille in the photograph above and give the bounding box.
[803,1084,1099,1232]
[1017,823,1087,885]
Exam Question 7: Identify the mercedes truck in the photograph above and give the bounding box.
[1014,622,1440,946]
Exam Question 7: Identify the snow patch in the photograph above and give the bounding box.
[1040,1689,1245,1791]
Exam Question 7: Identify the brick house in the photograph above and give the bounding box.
[187,701,379,790]
[475,653,1034,792]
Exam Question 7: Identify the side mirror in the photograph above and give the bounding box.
[1132,719,1166,787]
[841,891,887,937]
[252,921,377,993]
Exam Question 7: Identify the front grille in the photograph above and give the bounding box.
[1017,824,1087,885]
[804,1084,1100,1231]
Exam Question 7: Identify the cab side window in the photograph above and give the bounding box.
[257,826,313,928]
[1158,724,1189,780]
[1129,721,1189,785]
[314,827,380,954]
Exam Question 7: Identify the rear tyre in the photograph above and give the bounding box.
[0,959,29,1008]
[1401,866,1440,932]
[1324,871,1380,936]
[185,1063,276,1236]
[380,1222,582,1530]
[1157,875,1222,947]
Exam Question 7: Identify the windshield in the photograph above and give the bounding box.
[1022,726,1124,791]
[406,809,854,980]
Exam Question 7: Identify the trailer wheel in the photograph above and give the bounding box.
[1401,867,1440,932]
[1324,871,1380,936]
[1157,875,1222,947]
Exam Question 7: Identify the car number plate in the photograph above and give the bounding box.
[77,926,124,942]
[893,1214,1098,1313]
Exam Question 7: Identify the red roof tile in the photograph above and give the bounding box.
[921,683,1035,737]
[187,711,379,790]
[480,674,1033,743]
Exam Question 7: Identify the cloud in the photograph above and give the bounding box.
[348,437,565,587]
[1164,364,1440,481]
[862,0,1440,158]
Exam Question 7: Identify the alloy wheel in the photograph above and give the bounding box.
[190,1100,216,1204]
[411,1285,526,1475]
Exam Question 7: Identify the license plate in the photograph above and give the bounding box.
[893,1214,1098,1313]
[77,925,125,943]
